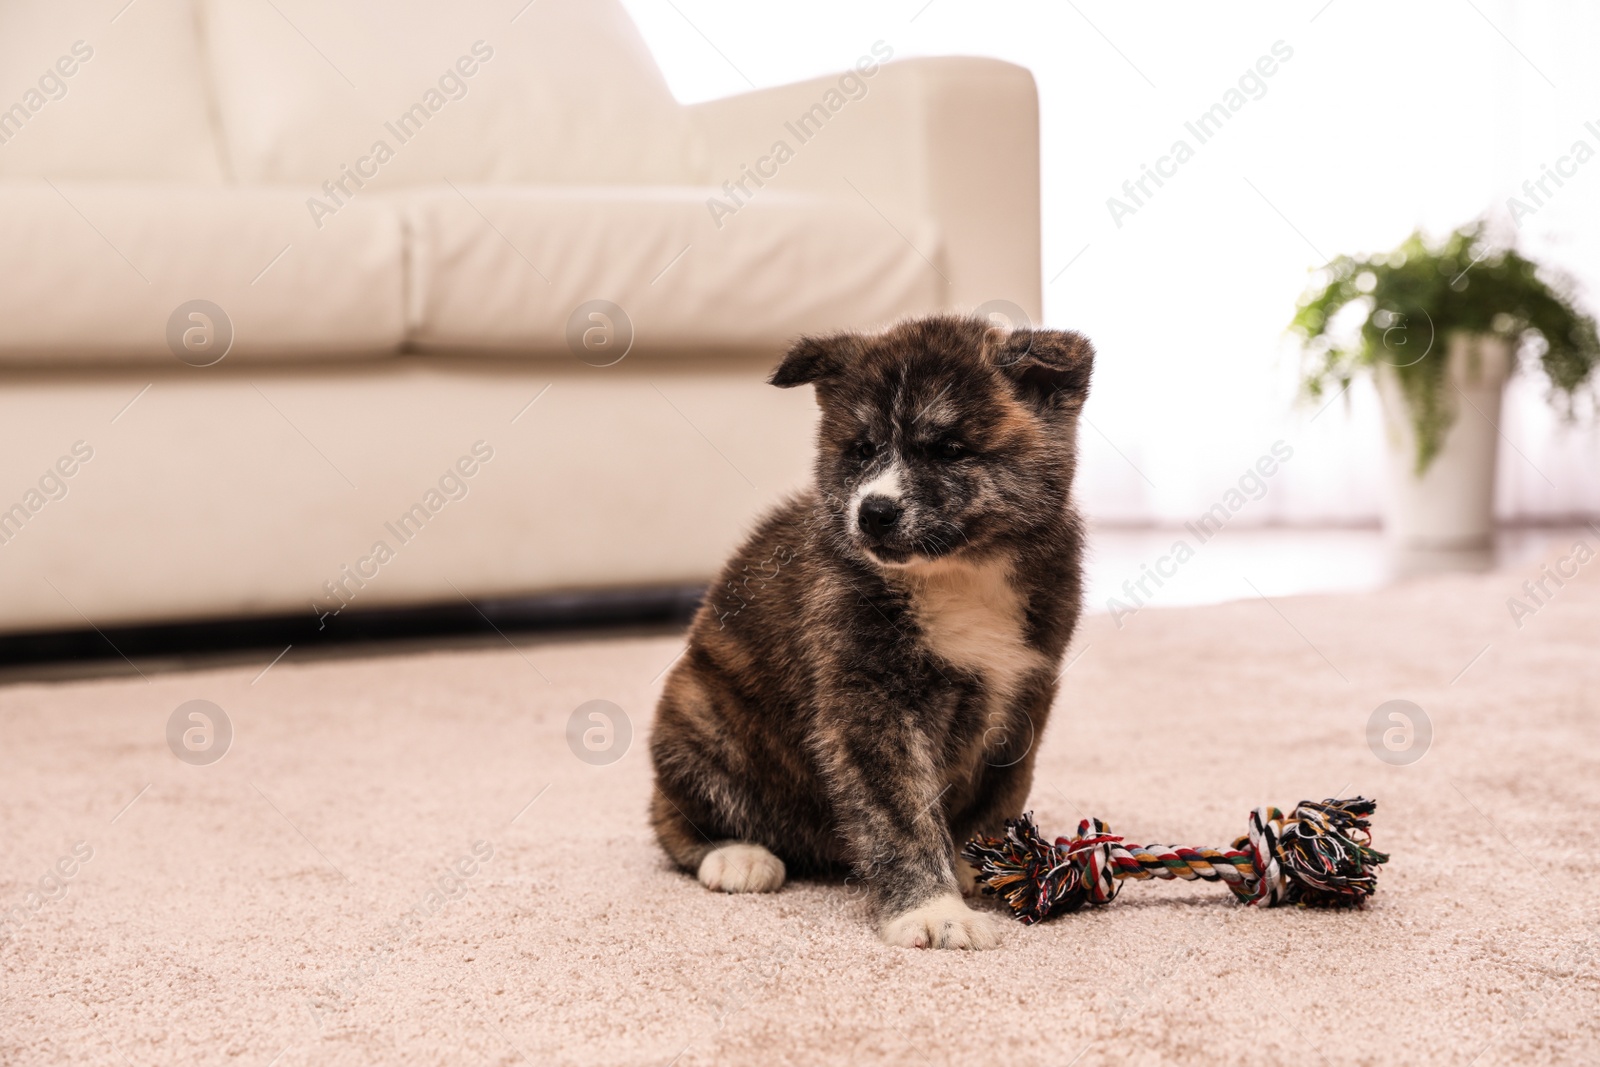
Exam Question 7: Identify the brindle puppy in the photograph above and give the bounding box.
[650,314,1092,948]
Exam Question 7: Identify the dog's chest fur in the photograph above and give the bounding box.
[901,556,1047,718]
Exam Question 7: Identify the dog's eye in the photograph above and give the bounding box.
[935,440,967,460]
[851,441,877,463]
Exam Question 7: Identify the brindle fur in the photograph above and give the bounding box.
[650,315,1092,945]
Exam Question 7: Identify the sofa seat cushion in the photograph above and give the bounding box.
[0,184,404,365]
[398,187,947,354]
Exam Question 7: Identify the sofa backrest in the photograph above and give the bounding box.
[0,0,699,186]
[200,0,702,186]
[0,0,226,181]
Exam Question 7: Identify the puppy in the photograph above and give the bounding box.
[649,314,1092,948]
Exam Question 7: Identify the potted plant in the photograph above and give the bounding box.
[1291,222,1599,547]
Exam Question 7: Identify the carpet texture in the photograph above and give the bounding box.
[3,553,1598,1066]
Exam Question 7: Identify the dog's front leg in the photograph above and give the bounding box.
[950,686,1053,894]
[817,709,1001,950]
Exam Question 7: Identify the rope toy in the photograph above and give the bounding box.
[961,797,1389,924]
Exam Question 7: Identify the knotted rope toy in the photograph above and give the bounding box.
[961,797,1388,924]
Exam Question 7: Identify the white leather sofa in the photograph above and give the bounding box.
[0,0,1041,635]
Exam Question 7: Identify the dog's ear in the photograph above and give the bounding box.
[769,334,848,388]
[992,329,1094,407]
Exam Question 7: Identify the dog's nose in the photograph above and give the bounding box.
[857,496,902,537]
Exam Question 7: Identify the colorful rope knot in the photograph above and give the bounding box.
[961,797,1390,925]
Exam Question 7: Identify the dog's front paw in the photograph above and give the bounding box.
[697,842,786,893]
[880,893,1000,950]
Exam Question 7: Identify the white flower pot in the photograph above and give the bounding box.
[1374,332,1512,549]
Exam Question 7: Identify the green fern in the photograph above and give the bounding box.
[1290,221,1599,474]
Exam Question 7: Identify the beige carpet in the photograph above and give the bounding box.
[3,554,1598,1066]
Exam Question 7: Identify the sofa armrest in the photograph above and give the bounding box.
[685,56,1041,319]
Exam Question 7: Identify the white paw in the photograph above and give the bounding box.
[697,842,786,893]
[880,893,1000,950]
[956,857,980,897]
